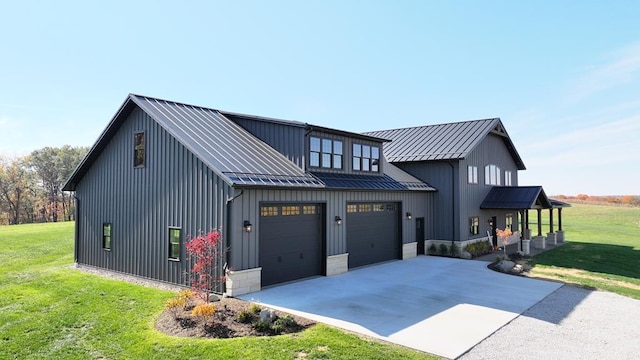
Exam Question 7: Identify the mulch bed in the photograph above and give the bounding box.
[155,296,316,338]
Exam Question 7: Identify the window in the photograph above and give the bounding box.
[303,205,318,215]
[168,228,181,260]
[484,164,501,185]
[261,206,279,217]
[505,171,513,186]
[469,217,479,235]
[134,132,145,167]
[102,223,111,250]
[468,165,478,184]
[347,204,358,213]
[353,143,380,172]
[310,136,343,169]
[282,205,301,216]
[506,214,513,231]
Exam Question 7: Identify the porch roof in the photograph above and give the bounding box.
[480,186,552,209]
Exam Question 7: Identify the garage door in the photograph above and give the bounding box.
[346,202,400,268]
[259,203,324,286]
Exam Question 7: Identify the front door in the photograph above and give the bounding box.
[416,217,425,255]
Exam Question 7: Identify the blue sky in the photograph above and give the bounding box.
[1,1,639,196]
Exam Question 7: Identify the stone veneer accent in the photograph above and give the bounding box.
[556,230,565,242]
[326,253,348,276]
[402,242,417,259]
[547,232,558,246]
[533,235,546,249]
[225,267,261,296]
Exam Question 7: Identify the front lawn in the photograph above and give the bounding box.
[0,222,436,359]
[528,203,640,299]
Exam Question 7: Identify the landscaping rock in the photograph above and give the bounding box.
[461,251,472,260]
[259,308,277,323]
[496,260,515,273]
[510,264,524,274]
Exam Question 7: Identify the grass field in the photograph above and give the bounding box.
[0,222,435,360]
[528,203,640,299]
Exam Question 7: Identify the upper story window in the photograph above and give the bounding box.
[310,136,343,169]
[485,164,501,185]
[353,144,380,172]
[505,170,513,186]
[134,132,145,167]
[468,165,478,184]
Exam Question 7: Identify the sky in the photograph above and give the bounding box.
[1,1,639,196]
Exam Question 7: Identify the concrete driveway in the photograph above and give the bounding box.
[239,256,562,359]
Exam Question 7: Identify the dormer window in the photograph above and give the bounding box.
[353,143,380,172]
[310,136,343,169]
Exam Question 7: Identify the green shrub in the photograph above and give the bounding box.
[236,309,254,324]
[271,322,284,335]
[274,315,297,328]
[449,243,459,257]
[438,243,449,256]
[252,320,271,333]
[428,243,437,255]
[250,303,262,314]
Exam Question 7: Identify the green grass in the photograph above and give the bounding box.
[0,222,436,360]
[527,203,640,299]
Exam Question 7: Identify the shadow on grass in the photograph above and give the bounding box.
[533,241,639,280]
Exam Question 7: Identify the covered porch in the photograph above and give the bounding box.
[480,186,570,255]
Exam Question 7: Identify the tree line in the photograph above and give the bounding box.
[0,145,88,225]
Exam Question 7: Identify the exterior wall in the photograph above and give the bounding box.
[396,161,458,241]
[75,107,233,289]
[229,116,306,168]
[227,188,433,271]
[458,133,520,241]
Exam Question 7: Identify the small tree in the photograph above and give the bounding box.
[185,230,225,302]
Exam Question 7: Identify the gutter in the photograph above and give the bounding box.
[224,190,244,294]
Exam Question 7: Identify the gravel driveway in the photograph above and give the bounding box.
[459,285,640,360]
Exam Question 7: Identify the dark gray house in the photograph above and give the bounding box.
[366,120,567,251]
[63,94,436,296]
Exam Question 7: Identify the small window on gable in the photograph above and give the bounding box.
[353,143,380,173]
[103,223,111,250]
[484,164,501,185]
[469,217,479,235]
[310,136,342,169]
[134,132,145,167]
[505,171,513,186]
[168,228,181,261]
[468,165,478,184]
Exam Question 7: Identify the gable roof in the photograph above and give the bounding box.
[364,118,526,170]
[480,186,552,209]
[63,94,432,192]
[63,94,323,191]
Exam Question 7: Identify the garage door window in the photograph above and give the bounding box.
[261,206,279,216]
[303,205,318,214]
[282,206,300,215]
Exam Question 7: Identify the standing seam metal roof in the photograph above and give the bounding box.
[364,118,526,170]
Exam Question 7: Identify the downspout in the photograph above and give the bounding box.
[447,162,456,249]
[73,195,79,264]
[225,190,244,293]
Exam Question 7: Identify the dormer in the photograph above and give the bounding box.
[306,124,389,175]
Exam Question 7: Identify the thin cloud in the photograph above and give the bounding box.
[566,42,640,103]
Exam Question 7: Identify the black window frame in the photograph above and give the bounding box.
[353,143,380,172]
[102,223,112,250]
[309,136,343,169]
[168,227,181,261]
[134,131,146,168]
[469,217,479,235]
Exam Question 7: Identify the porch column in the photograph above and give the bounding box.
[547,208,557,245]
[549,208,554,233]
[558,208,563,231]
[536,209,542,236]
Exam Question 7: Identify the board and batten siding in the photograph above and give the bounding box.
[396,161,458,241]
[227,188,433,271]
[75,107,232,288]
[458,133,520,240]
[229,116,306,168]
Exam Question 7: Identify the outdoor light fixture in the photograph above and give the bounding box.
[243,220,252,233]
[334,216,342,225]
[406,212,412,220]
